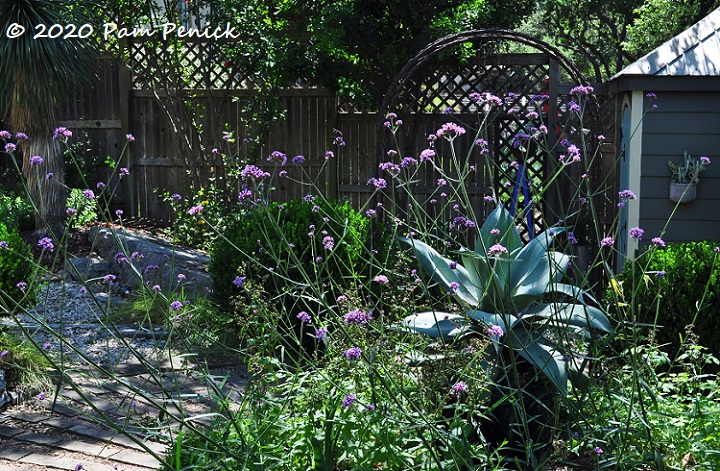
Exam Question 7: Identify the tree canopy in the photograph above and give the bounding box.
[533,0,720,81]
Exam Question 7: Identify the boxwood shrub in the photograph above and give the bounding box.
[0,223,38,313]
[616,241,720,363]
[210,198,383,312]
[0,194,34,232]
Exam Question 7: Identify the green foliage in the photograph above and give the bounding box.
[209,198,373,310]
[165,309,498,471]
[64,135,102,189]
[622,0,714,58]
[0,331,52,393]
[0,223,38,314]
[66,188,98,228]
[162,183,229,251]
[534,0,720,80]
[615,241,720,364]
[567,328,720,469]
[0,194,34,232]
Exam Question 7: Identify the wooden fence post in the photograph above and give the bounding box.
[119,61,136,218]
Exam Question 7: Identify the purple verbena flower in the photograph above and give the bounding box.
[233,276,245,287]
[29,155,43,166]
[374,275,388,283]
[315,327,328,341]
[652,237,666,247]
[629,227,644,240]
[419,148,436,162]
[342,394,356,409]
[240,164,270,180]
[297,311,311,323]
[267,150,287,165]
[367,177,387,189]
[450,381,467,398]
[487,324,504,337]
[38,237,54,252]
[487,244,508,256]
[292,155,305,165]
[344,309,372,325]
[436,122,466,140]
[401,157,417,168]
[343,347,362,361]
[601,237,614,247]
[170,301,183,311]
[188,205,204,216]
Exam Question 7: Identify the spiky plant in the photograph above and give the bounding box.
[0,0,100,235]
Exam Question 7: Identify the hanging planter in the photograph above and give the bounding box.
[668,152,710,203]
[669,181,697,203]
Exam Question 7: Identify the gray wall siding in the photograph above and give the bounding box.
[639,91,720,243]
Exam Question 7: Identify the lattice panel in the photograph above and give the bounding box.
[399,59,551,116]
[129,40,260,90]
[493,117,546,241]
[386,55,554,238]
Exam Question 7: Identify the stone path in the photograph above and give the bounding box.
[0,359,247,471]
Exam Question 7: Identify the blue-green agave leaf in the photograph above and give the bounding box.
[510,328,568,396]
[521,303,613,333]
[398,237,480,308]
[402,311,473,340]
[467,310,518,331]
[549,251,571,281]
[477,205,523,256]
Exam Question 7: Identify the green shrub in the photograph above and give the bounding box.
[64,135,101,189]
[0,194,34,232]
[0,223,38,313]
[210,198,376,310]
[66,187,98,227]
[616,241,720,363]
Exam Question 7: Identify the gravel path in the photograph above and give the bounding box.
[5,278,172,367]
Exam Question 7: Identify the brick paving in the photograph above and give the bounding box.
[0,361,247,471]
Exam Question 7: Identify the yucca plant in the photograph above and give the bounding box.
[399,205,611,396]
[0,0,100,234]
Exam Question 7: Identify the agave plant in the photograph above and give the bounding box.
[399,205,611,395]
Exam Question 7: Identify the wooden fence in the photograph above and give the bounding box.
[53,50,617,225]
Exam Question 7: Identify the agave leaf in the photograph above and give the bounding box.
[510,328,568,396]
[550,251,571,281]
[545,282,590,301]
[477,205,523,256]
[521,303,613,333]
[398,237,480,308]
[402,311,473,340]
[459,248,491,295]
[467,310,518,330]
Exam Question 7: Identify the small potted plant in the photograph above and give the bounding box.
[668,152,710,203]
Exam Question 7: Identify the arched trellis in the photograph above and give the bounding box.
[376,29,606,243]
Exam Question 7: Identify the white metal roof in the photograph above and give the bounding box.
[612,7,720,78]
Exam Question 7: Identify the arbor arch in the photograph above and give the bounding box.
[376,29,605,240]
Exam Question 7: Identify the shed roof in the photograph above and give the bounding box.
[612,7,720,78]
